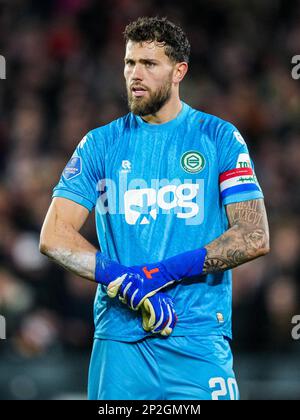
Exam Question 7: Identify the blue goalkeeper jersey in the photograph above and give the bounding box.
[53,102,263,341]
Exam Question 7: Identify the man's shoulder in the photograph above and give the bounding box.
[187,105,235,133]
[88,112,134,141]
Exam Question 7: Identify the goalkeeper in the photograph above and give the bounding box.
[40,17,270,400]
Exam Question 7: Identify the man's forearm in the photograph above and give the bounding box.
[40,224,126,286]
[203,199,270,274]
[203,224,268,273]
[46,247,97,280]
[40,222,97,281]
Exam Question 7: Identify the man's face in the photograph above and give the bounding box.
[124,40,176,116]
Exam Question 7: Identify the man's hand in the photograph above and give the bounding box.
[107,263,175,309]
[106,248,207,310]
[141,292,177,336]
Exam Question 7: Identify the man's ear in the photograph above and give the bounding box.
[173,62,188,84]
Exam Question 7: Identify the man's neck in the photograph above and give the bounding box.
[141,98,182,125]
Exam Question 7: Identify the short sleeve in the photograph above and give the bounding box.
[52,131,104,211]
[217,122,264,205]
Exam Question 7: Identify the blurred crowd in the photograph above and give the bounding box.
[0,0,300,382]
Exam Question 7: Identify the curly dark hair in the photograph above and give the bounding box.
[124,16,190,63]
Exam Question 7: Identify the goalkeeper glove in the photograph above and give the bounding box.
[94,252,128,287]
[94,253,178,335]
[107,248,207,310]
[141,292,177,336]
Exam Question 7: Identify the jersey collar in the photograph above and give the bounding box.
[134,101,189,132]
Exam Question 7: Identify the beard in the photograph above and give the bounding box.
[127,75,173,116]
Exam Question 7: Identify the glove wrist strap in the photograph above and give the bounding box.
[161,247,207,281]
[95,251,126,286]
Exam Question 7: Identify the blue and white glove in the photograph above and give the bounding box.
[104,248,207,310]
[94,253,178,335]
[141,292,177,336]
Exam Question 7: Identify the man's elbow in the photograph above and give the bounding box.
[258,244,270,257]
[39,233,54,257]
[39,239,49,256]
[246,226,270,259]
[257,235,270,257]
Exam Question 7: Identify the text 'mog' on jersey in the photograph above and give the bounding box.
[53,102,263,341]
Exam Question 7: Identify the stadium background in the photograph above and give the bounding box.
[0,0,300,400]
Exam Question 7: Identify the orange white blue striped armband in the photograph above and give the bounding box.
[219,167,260,201]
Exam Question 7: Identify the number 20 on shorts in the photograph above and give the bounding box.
[209,377,239,400]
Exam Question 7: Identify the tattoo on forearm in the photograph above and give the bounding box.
[203,199,269,274]
[46,248,96,281]
[229,200,263,227]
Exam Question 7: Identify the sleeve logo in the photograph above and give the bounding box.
[63,156,82,180]
[236,153,251,168]
[78,135,88,149]
[233,131,246,145]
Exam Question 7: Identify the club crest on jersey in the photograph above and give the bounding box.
[63,156,82,180]
[181,151,205,174]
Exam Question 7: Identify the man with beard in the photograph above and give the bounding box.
[40,17,270,400]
